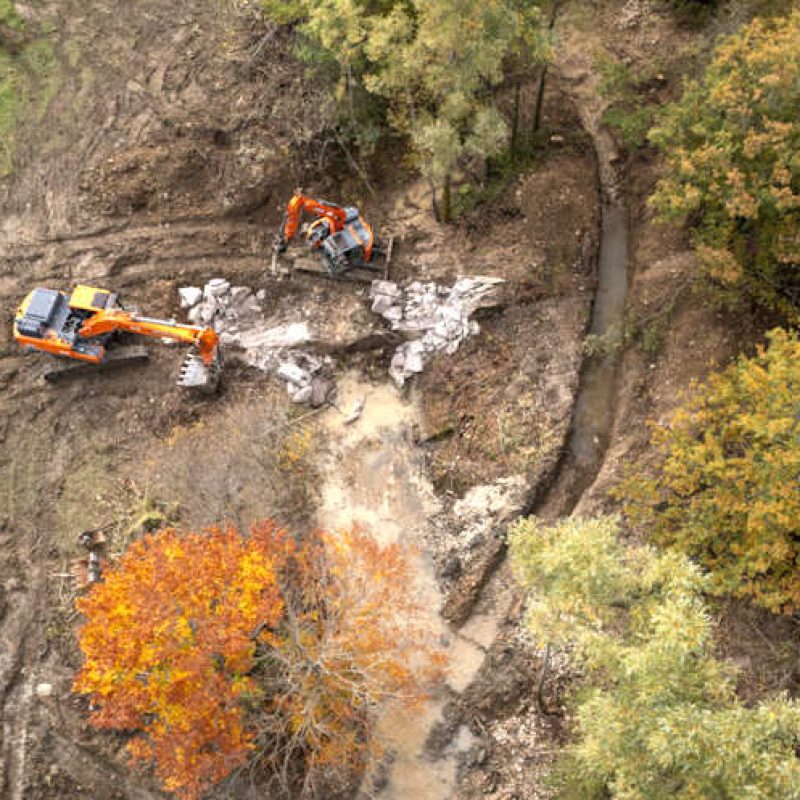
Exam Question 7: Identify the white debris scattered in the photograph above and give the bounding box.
[437,475,528,577]
[342,397,365,425]
[35,682,54,698]
[179,280,332,406]
[178,286,202,309]
[370,277,505,386]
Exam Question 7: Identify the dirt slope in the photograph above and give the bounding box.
[0,2,597,798]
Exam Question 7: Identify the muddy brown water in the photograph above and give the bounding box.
[318,375,495,799]
[565,203,629,480]
[534,198,629,519]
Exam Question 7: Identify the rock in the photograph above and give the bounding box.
[204,278,230,299]
[371,294,398,315]
[236,322,312,350]
[35,683,54,698]
[369,279,402,299]
[278,362,311,387]
[383,305,403,323]
[454,476,528,525]
[289,385,313,404]
[178,286,202,309]
[403,342,425,373]
[343,397,365,425]
[309,376,334,408]
[229,286,251,304]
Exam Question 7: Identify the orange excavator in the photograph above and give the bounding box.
[273,190,391,279]
[13,285,222,392]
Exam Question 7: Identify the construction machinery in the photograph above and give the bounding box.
[273,190,392,281]
[13,284,222,392]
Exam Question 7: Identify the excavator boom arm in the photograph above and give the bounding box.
[79,311,219,364]
[280,192,347,245]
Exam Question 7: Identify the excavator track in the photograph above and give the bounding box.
[42,346,150,383]
[289,236,394,283]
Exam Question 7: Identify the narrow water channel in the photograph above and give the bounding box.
[551,201,629,510]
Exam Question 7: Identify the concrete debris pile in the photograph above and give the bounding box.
[369,277,505,386]
[276,353,335,407]
[179,280,334,407]
[436,476,528,583]
[181,278,264,333]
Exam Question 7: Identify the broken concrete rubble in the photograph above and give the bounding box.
[180,280,332,406]
[178,286,202,309]
[370,276,505,386]
[433,475,528,586]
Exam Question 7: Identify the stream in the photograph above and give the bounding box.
[537,200,629,517]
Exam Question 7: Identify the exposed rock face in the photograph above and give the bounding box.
[425,475,529,594]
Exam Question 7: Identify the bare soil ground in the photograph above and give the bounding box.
[2,1,797,799]
[0,2,597,798]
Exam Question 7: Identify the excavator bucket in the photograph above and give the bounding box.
[177,351,222,393]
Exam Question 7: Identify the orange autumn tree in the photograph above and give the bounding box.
[74,523,443,799]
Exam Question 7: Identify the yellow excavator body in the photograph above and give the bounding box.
[13,284,221,391]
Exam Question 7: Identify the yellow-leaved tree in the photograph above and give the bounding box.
[618,328,800,613]
[649,11,800,318]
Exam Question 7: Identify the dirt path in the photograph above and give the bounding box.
[318,374,504,800]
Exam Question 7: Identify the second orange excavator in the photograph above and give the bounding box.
[13,284,222,392]
[273,190,392,279]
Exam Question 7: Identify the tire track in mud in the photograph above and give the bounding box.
[0,215,270,301]
[0,562,44,800]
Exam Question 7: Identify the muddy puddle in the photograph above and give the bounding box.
[318,374,499,799]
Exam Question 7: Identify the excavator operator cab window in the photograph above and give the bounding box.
[344,206,360,223]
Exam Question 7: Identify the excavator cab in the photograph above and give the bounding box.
[15,286,116,362]
[322,228,369,274]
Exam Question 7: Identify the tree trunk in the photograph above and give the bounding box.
[511,81,521,157]
[427,176,441,222]
[441,173,452,224]
[532,0,563,136]
[532,65,548,135]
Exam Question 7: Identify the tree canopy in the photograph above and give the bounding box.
[510,515,800,800]
[74,522,442,799]
[262,0,549,217]
[649,11,800,318]
[619,328,800,614]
